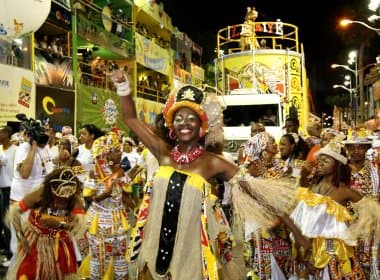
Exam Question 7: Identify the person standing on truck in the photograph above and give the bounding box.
[259,108,277,126]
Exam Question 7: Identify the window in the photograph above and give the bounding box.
[223,104,279,126]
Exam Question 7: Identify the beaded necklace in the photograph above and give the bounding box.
[170,145,205,165]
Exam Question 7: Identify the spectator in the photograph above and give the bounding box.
[121,137,143,168]
[9,121,53,255]
[76,124,104,210]
[259,107,277,125]
[284,117,300,134]
[305,121,322,148]
[46,127,59,164]
[61,125,78,151]
[76,124,104,178]
[279,133,309,177]
[0,126,17,266]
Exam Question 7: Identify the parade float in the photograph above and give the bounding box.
[215,7,312,156]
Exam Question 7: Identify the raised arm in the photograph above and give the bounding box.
[111,70,168,159]
[17,141,37,179]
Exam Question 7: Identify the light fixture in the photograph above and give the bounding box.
[368,0,380,11]
[340,18,380,35]
[368,14,380,22]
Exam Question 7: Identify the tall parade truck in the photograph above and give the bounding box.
[215,7,312,158]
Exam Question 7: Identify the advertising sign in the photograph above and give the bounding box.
[217,51,302,96]
[0,64,35,126]
[36,86,75,133]
[135,33,171,76]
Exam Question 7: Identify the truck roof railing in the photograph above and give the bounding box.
[216,21,299,57]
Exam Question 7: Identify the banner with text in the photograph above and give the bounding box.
[0,65,35,126]
[135,33,171,76]
[36,86,75,133]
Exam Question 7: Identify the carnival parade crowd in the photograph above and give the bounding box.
[0,73,379,279]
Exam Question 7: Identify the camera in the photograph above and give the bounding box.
[16,113,49,145]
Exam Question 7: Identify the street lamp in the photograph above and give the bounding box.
[331,55,358,125]
[332,84,354,92]
[340,19,380,35]
[368,14,380,22]
[331,63,356,74]
[368,0,380,12]
[332,84,355,125]
[331,55,376,125]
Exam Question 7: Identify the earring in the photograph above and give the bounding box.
[108,160,114,166]
[169,129,177,140]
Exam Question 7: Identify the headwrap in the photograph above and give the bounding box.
[163,84,224,145]
[92,131,121,159]
[242,131,274,164]
[163,85,208,133]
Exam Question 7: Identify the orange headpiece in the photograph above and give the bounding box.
[163,85,209,134]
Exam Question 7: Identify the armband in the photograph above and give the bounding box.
[115,80,131,96]
[71,208,85,215]
[19,200,29,212]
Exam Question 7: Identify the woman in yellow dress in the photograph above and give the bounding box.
[111,71,311,279]
[292,141,380,279]
[82,132,141,280]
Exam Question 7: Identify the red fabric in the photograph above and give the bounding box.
[306,144,320,165]
[71,208,85,214]
[16,210,77,279]
[19,200,29,212]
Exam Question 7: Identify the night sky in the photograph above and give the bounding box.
[161,0,380,116]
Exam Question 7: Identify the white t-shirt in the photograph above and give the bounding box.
[10,142,55,201]
[47,144,59,162]
[222,151,235,205]
[76,144,94,175]
[0,144,17,187]
[122,149,143,169]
